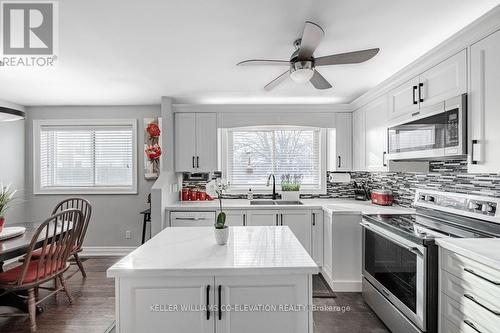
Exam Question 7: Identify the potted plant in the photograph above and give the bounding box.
[280,174,302,201]
[0,183,16,233]
[206,179,231,245]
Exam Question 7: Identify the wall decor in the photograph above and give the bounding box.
[144,118,162,180]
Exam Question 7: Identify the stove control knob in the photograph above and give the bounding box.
[484,204,497,214]
[426,195,436,202]
[469,201,482,211]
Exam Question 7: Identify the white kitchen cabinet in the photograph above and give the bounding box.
[311,209,323,267]
[218,210,246,226]
[327,113,352,171]
[174,112,217,172]
[352,108,366,171]
[364,96,389,172]
[215,275,310,333]
[469,29,500,173]
[280,210,312,254]
[246,210,279,226]
[322,212,362,292]
[388,50,466,122]
[119,276,214,333]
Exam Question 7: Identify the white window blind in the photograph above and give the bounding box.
[222,126,325,192]
[35,120,137,194]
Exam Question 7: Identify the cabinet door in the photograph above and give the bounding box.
[219,210,246,226]
[311,210,324,267]
[246,210,279,226]
[175,113,197,172]
[469,30,500,173]
[328,113,352,171]
[388,76,420,121]
[215,275,310,333]
[352,108,366,171]
[280,210,312,254]
[365,96,388,172]
[195,113,217,172]
[322,213,333,281]
[419,50,467,109]
[119,276,214,333]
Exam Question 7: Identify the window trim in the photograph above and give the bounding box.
[33,119,138,195]
[220,126,327,194]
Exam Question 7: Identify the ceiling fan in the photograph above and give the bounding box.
[237,21,380,91]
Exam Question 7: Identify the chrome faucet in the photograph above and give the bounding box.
[266,174,277,200]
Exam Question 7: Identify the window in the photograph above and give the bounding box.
[34,119,137,194]
[221,126,326,193]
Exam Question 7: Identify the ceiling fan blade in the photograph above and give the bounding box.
[315,48,380,66]
[237,59,290,66]
[310,70,332,90]
[297,21,325,60]
[264,71,290,91]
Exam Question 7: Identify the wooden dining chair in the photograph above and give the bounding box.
[0,208,83,332]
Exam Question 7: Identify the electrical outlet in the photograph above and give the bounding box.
[125,230,131,239]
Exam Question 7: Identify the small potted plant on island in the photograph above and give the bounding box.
[206,179,231,245]
[280,174,302,201]
[0,183,16,233]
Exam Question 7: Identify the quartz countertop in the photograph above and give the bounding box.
[165,198,415,215]
[436,238,500,269]
[107,226,319,278]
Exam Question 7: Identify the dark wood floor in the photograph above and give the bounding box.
[1,258,388,333]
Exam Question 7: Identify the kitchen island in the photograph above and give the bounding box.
[107,226,319,333]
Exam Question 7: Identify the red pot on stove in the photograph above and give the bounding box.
[371,189,394,206]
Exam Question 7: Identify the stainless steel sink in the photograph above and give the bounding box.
[274,200,303,205]
[250,200,276,205]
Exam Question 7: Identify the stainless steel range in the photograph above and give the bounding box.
[361,189,500,333]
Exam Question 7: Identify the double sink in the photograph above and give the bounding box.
[250,200,303,206]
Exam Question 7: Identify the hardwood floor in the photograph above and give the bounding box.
[1,258,388,333]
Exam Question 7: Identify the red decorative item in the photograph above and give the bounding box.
[198,192,207,201]
[371,189,394,206]
[181,188,190,201]
[145,144,162,160]
[0,217,4,233]
[146,123,161,138]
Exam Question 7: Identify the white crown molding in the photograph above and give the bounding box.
[172,103,353,113]
[351,4,500,110]
[80,246,136,258]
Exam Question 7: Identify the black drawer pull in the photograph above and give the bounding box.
[218,285,222,320]
[464,294,500,316]
[412,86,418,104]
[418,83,424,102]
[464,267,500,286]
[464,319,482,333]
[206,285,210,320]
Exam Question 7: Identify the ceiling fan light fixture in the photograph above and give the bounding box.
[290,61,314,83]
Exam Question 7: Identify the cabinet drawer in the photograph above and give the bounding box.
[441,293,499,333]
[441,249,500,290]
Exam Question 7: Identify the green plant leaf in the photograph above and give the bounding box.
[215,212,226,229]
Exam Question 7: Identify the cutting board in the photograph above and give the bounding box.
[0,227,26,241]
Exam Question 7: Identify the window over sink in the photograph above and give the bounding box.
[33,119,137,194]
[220,126,326,193]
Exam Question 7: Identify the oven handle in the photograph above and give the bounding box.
[360,222,424,256]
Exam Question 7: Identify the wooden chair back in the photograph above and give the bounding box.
[16,209,83,287]
[52,198,92,252]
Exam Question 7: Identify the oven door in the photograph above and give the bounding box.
[361,221,427,331]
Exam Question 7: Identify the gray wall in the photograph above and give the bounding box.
[0,119,25,222]
[25,105,160,247]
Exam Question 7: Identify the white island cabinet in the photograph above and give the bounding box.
[107,226,318,333]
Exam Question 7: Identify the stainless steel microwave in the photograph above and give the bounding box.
[387,94,467,161]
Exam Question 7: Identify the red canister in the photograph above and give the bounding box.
[181,188,190,201]
[371,189,394,206]
[198,191,207,201]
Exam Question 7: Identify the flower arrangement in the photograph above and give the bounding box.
[146,122,161,138]
[281,174,303,192]
[206,179,231,229]
[144,119,162,179]
[0,183,16,232]
[145,144,162,160]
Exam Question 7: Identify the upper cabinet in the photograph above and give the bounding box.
[352,108,365,171]
[175,113,217,172]
[327,113,352,171]
[388,50,467,123]
[469,29,500,173]
[364,97,389,171]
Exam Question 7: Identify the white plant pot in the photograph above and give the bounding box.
[214,227,229,245]
[281,191,300,201]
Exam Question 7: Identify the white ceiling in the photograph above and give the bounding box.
[1,0,499,106]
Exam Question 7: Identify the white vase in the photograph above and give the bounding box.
[281,191,300,201]
[214,227,229,245]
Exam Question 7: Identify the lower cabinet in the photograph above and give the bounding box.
[246,210,279,226]
[218,210,246,226]
[280,210,312,255]
[311,210,324,267]
[322,212,362,291]
[117,274,311,333]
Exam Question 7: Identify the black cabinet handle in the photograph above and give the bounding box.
[280,214,283,226]
[218,285,222,320]
[464,267,500,285]
[412,86,418,104]
[471,140,479,165]
[383,152,387,167]
[276,214,279,226]
[312,213,315,226]
[192,156,196,169]
[206,285,211,320]
[464,319,482,333]
[418,83,424,102]
[196,156,200,168]
[464,294,500,315]
[337,156,341,168]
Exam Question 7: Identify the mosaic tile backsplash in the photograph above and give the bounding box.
[182,159,500,207]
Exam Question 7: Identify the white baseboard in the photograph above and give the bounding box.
[81,246,136,258]
[321,269,362,292]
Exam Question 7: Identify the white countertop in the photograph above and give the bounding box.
[436,238,500,269]
[107,226,319,278]
[165,198,415,215]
